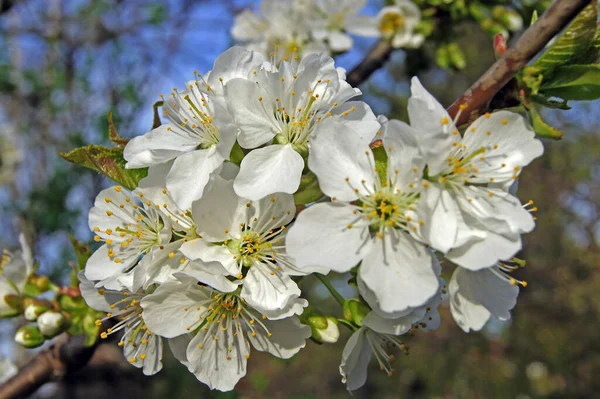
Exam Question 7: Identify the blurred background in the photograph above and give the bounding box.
[1,0,599,397]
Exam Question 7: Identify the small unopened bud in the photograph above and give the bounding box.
[28,274,50,293]
[24,301,51,321]
[37,311,67,337]
[2,294,23,314]
[494,34,507,58]
[310,316,340,344]
[343,299,370,327]
[15,325,45,348]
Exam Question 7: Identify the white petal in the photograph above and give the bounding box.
[176,267,239,293]
[407,77,454,175]
[247,316,310,359]
[134,241,188,289]
[286,203,372,272]
[168,334,192,368]
[208,46,265,87]
[418,184,459,253]
[362,310,421,336]
[141,280,210,338]
[309,119,376,201]
[345,16,380,37]
[124,124,198,168]
[330,101,380,147]
[382,119,425,189]
[224,78,279,148]
[241,266,301,316]
[234,144,304,200]
[186,326,249,391]
[192,178,247,242]
[166,147,224,209]
[328,31,353,52]
[180,239,239,276]
[78,272,111,312]
[446,230,522,270]
[359,232,440,313]
[339,329,371,391]
[449,266,519,332]
[461,111,544,186]
[84,244,137,282]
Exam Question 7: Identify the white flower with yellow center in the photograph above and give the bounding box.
[225,51,378,200]
[287,118,440,315]
[124,47,264,209]
[340,288,442,391]
[86,185,173,290]
[376,1,424,48]
[231,0,323,60]
[79,273,163,376]
[140,273,311,391]
[180,178,308,319]
[310,0,378,52]
[405,77,544,269]
[0,234,33,317]
[449,260,525,332]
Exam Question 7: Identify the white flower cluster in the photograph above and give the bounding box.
[81,46,543,391]
[231,0,424,59]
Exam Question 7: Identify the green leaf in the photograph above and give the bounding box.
[70,235,91,271]
[528,106,563,140]
[107,111,129,147]
[60,144,147,190]
[532,2,598,75]
[540,64,600,101]
[521,66,544,95]
[529,94,571,110]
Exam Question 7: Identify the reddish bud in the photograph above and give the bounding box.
[494,33,507,58]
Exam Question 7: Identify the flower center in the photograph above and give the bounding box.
[358,187,416,234]
[379,12,405,37]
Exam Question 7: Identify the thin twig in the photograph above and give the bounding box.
[346,40,394,87]
[447,0,592,125]
[0,334,97,399]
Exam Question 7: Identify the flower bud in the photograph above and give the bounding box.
[37,311,67,337]
[28,274,50,293]
[2,294,23,316]
[494,33,507,58]
[15,325,45,348]
[343,299,370,327]
[310,316,340,344]
[23,300,51,321]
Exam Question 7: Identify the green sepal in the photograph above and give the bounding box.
[15,325,45,348]
[371,144,388,187]
[70,235,91,271]
[539,65,600,101]
[57,294,89,312]
[152,101,164,129]
[2,294,23,314]
[60,144,147,190]
[532,2,598,75]
[293,181,323,205]
[528,105,563,140]
[229,142,245,166]
[521,66,543,95]
[343,299,370,326]
[107,111,129,147]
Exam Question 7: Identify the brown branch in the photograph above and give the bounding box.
[0,334,98,399]
[447,0,592,125]
[346,40,394,87]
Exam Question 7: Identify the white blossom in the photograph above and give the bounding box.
[124,47,264,209]
[309,0,377,53]
[0,234,33,317]
[79,273,164,376]
[449,261,522,332]
[225,52,378,199]
[287,118,440,315]
[180,177,308,319]
[340,290,441,391]
[140,273,311,391]
[405,77,543,270]
[376,1,424,48]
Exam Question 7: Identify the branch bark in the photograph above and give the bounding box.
[0,334,97,399]
[346,40,394,87]
[447,0,592,124]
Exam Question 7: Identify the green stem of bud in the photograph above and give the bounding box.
[315,274,346,307]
